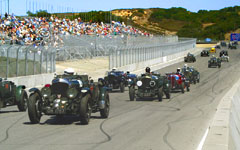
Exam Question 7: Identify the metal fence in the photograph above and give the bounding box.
[109,39,196,69]
[0,45,56,78]
[55,35,178,61]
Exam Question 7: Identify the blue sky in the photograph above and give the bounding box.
[2,0,240,16]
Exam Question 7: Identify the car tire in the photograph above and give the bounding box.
[158,87,163,102]
[80,94,92,125]
[165,91,171,99]
[129,86,135,101]
[28,93,41,124]
[17,90,28,112]
[100,93,110,118]
[181,83,185,93]
[187,85,190,92]
[120,82,125,93]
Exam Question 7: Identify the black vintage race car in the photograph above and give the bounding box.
[27,74,110,125]
[215,45,221,49]
[221,41,227,47]
[208,57,221,68]
[0,78,28,111]
[128,73,171,102]
[229,43,237,49]
[104,70,126,92]
[219,50,228,57]
[201,49,210,57]
[184,53,196,63]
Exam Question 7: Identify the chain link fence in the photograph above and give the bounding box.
[0,45,56,78]
[109,38,196,69]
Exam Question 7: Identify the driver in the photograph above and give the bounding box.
[112,67,117,72]
[64,68,75,75]
[145,67,151,76]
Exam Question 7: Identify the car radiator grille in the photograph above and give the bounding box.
[51,82,69,97]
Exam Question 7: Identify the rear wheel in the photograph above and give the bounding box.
[17,90,28,112]
[100,93,110,118]
[80,94,92,125]
[165,91,171,99]
[158,87,163,102]
[181,83,185,93]
[120,82,125,93]
[28,93,42,124]
[129,86,135,101]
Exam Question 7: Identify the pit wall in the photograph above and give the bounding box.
[202,77,240,150]
[118,47,203,75]
[8,73,54,89]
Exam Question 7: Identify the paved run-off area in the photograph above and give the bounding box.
[1,47,240,150]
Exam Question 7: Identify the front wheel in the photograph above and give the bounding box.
[129,86,135,101]
[100,93,110,118]
[165,91,171,99]
[79,94,92,125]
[28,93,42,124]
[120,82,125,93]
[158,87,163,102]
[181,83,185,93]
[17,90,28,112]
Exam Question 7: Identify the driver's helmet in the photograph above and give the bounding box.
[184,64,188,69]
[177,68,181,73]
[188,52,191,56]
[64,68,75,75]
[126,71,130,75]
[145,67,151,73]
[112,67,117,72]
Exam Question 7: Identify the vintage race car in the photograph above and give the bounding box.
[166,73,190,93]
[128,73,171,102]
[0,78,28,111]
[229,43,237,49]
[27,74,110,125]
[184,53,196,63]
[201,49,210,57]
[104,70,126,92]
[182,67,200,84]
[219,50,228,57]
[209,47,216,53]
[208,57,221,68]
[220,55,229,62]
[221,41,227,47]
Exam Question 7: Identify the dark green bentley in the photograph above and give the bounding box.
[27,74,110,125]
[128,73,171,102]
[0,78,28,111]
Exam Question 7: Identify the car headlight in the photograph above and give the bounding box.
[150,81,156,87]
[137,81,142,87]
[67,87,78,99]
[41,87,51,98]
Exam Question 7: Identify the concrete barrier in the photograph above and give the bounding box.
[8,73,54,89]
[117,47,203,75]
[202,77,240,150]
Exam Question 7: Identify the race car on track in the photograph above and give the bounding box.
[208,56,221,68]
[166,70,190,93]
[182,67,200,84]
[27,69,110,125]
[200,49,210,57]
[128,67,171,102]
[104,68,126,92]
[219,50,228,57]
[184,53,196,63]
[220,54,229,62]
[209,47,216,53]
[0,78,28,111]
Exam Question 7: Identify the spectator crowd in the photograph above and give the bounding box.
[0,13,151,46]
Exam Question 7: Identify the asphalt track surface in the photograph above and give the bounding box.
[1,47,240,150]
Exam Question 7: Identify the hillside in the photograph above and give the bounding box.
[112,6,240,40]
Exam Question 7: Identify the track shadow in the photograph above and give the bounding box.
[0,110,19,114]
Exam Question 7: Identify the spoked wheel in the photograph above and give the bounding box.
[100,93,110,118]
[28,93,42,124]
[17,90,28,112]
[158,87,163,102]
[129,86,135,101]
[80,94,92,125]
